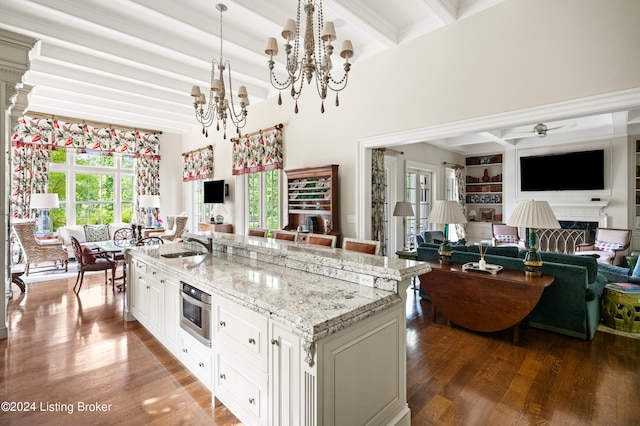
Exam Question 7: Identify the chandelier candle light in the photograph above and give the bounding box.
[191,3,249,139]
[506,200,560,277]
[428,200,468,265]
[265,0,354,113]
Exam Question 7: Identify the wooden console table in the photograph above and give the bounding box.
[198,222,233,233]
[420,260,554,343]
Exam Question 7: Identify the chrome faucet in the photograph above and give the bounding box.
[184,236,212,253]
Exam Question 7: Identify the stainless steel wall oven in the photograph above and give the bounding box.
[179,282,211,347]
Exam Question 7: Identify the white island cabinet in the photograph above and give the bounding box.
[125,232,429,425]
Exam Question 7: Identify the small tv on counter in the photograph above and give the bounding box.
[204,180,225,203]
[520,149,605,191]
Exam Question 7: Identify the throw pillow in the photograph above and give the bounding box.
[495,234,518,244]
[81,246,96,264]
[595,240,623,252]
[84,224,110,242]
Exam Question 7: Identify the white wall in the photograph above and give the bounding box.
[168,0,640,238]
[157,132,186,218]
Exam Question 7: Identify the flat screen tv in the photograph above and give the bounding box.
[520,149,605,191]
[204,180,225,203]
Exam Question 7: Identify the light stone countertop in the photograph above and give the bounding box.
[127,236,429,343]
[183,231,428,292]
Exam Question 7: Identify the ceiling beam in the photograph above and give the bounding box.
[421,0,458,24]
[477,131,517,147]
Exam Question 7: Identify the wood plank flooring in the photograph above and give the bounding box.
[2,274,639,425]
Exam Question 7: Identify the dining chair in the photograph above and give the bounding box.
[71,236,116,293]
[112,227,136,290]
[248,228,268,237]
[307,233,337,248]
[272,229,299,242]
[342,237,381,255]
[136,237,165,246]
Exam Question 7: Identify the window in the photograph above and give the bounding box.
[406,168,433,249]
[49,151,135,228]
[47,171,67,230]
[247,170,280,230]
[192,181,214,225]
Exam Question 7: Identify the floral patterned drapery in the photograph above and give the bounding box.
[455,167,467,240]
[182,145,214,182]
[135,156,161,224]
[231,125,283,176]
[10,140,51,219]
[371,148,386,255]
[10,115,161,221]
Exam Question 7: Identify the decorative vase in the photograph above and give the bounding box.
[482,168,490,182]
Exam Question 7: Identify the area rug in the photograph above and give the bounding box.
[17,261,101,284]
[596,324,640,340]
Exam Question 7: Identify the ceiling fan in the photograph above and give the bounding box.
[530,122,575,138]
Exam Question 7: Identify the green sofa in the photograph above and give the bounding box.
[417,244,607,340]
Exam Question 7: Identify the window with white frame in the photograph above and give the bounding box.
[192,181,213,226]
[406,168,433,249]
[49,149,135,228]
[247,170,280,230]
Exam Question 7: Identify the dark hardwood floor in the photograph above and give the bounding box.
[2,274,639,425]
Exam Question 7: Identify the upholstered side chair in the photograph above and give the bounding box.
[150,215,189,242]
[575,228,632,265]
[492,223,526,249]
[307,233,337,248]
[272,229,299,242]
[12,219,68,276]
[248,228,268,237]
[342,237,381,255]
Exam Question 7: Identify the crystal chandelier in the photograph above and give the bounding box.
[265,0,354,114]
[190,3,248,139]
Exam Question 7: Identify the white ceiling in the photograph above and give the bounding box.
[2,0,639,152]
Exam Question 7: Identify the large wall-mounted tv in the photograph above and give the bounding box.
[520,149,605,191]
[204,180,225,203]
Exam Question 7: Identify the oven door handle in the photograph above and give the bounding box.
[181,291,211,309]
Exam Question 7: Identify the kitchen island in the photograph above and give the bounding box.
[125,232,429,426]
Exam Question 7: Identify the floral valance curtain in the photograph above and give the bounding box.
[231,125,283,176]
[182,145,214,182]
[12,116,161,157]
[10,115,161,220]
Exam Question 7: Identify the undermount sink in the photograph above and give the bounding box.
[160,251,205,258]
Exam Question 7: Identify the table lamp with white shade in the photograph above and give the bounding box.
[393,201,415,251]
[139,194,161,228]
[428,200,467,264]
[506,200,560,277]
[30,193,59,235]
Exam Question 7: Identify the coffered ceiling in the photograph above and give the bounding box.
[2,0,639,152]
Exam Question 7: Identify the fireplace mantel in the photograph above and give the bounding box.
[547,201,609,227]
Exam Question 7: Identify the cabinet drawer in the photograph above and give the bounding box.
[146,264,161,280]
[133,260,148,275]
[215,348,267,424]
[215,298,268,370]
[180,331,212,390]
